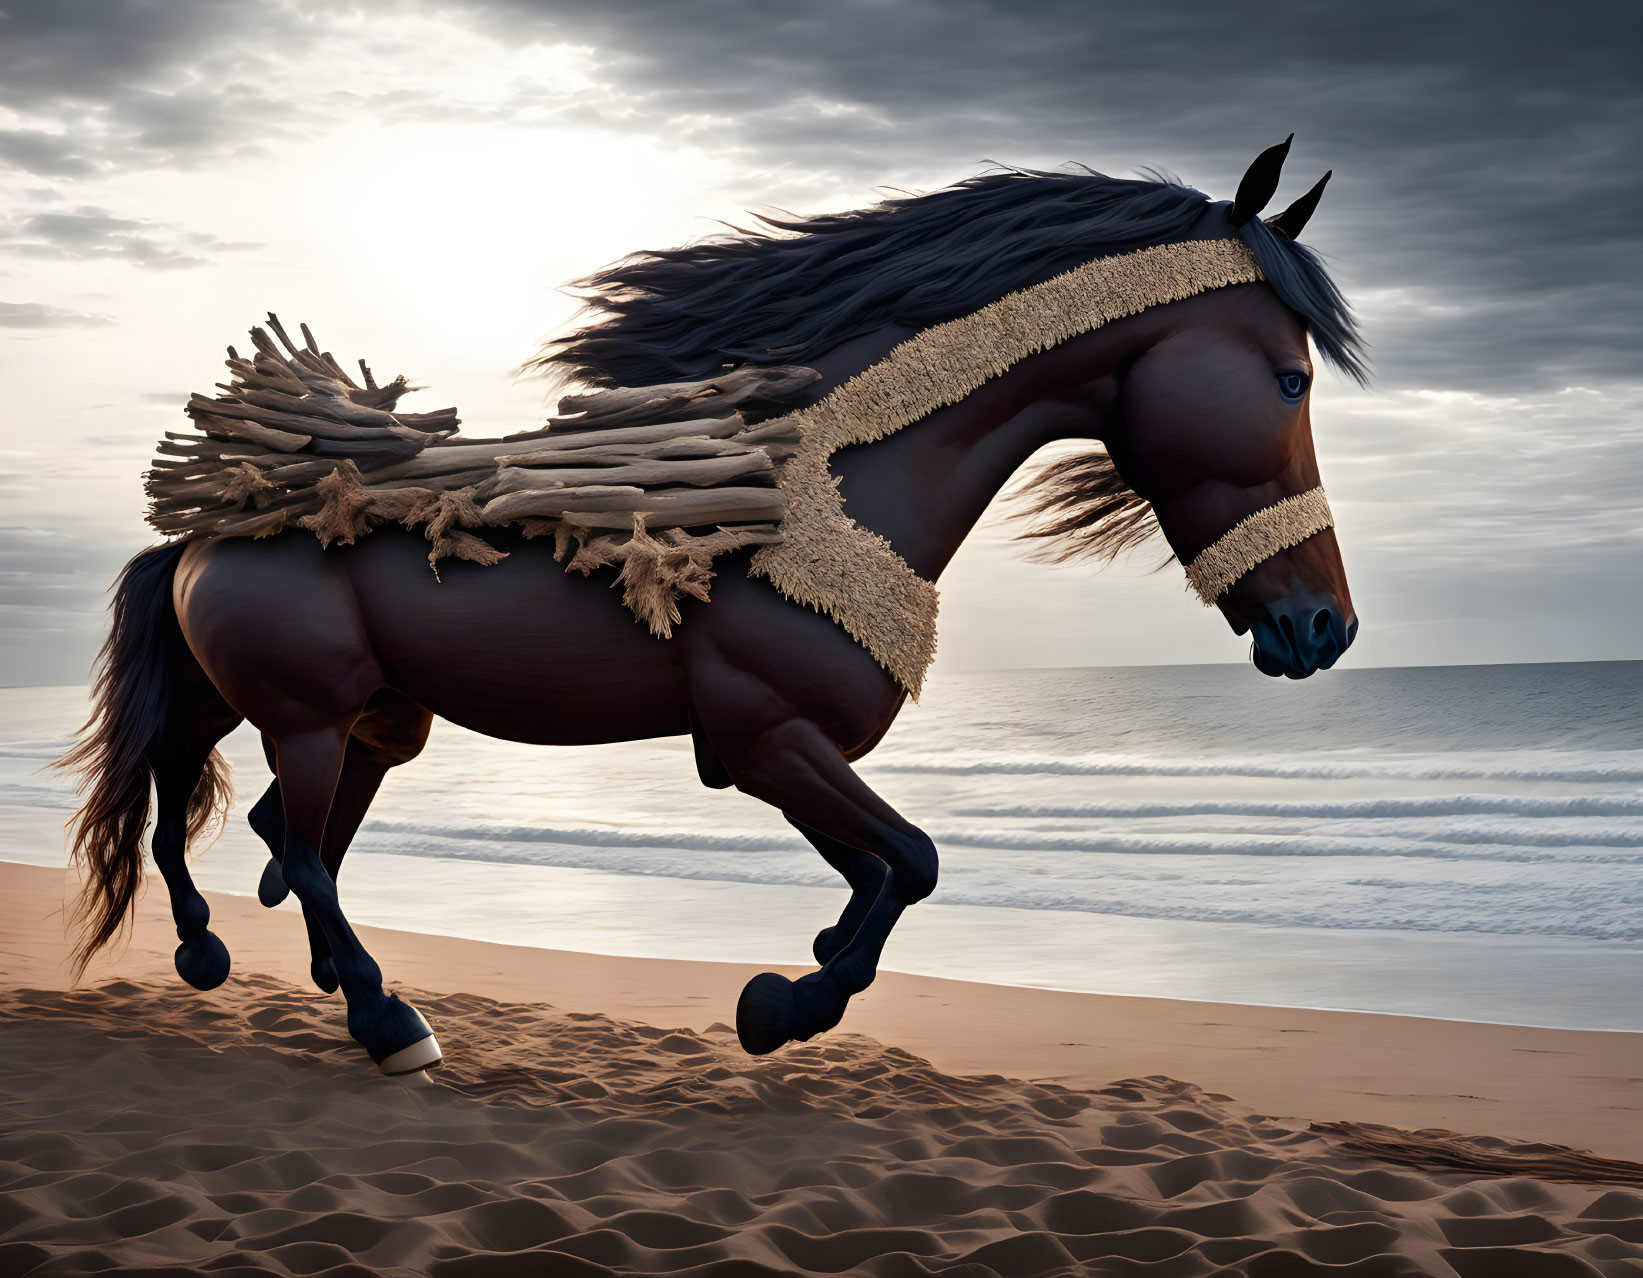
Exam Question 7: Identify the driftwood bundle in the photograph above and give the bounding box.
[145,316,818,636]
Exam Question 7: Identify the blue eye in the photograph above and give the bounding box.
[1277,370,1310,404]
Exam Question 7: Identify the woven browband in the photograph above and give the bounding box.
[1184,487,1333,605]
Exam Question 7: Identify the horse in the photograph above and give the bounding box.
[61,137,1364,1075]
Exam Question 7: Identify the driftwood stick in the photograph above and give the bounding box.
[263,315,303,358]
[148,456,212,470]
[188,411,310,453]
[158,433,264,457]
[477,453,773,501]
[554,365,819,424]
[483,484,786,528]
[498,415,749,460]
[150,498,302,534]
[480,485,648,521]
[336,419,766,483]
[249,349,304,379]
[237,359,306,397]
[384,407,459,429]
[235,385,407,430]
[214,508,293,539]
[187,394,412,443]
[365,467,497,492]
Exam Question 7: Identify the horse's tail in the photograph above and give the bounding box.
[56,542,233,976]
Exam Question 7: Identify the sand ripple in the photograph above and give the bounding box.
[1,976,1639,1276]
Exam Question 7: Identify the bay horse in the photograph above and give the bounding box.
[62,139,1364,1074]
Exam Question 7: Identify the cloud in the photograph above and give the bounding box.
[0,1,313,179]
[0,1,292,108]
[0,129,98,177]
[443,0,1641,396]
[0,300,112,327]
[0,205,260,269]
[0,0,1630,399]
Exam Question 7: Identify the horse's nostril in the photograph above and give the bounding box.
[1312,609,1331,637]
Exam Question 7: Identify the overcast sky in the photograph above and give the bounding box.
[1,0,1638,685]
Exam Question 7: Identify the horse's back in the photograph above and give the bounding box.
[176,529,692,745]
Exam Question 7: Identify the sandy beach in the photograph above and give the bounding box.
[4,858,1642,1275]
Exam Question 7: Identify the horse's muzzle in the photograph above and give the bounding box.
[1249,585,1356,679]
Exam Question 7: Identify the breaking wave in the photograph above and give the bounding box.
[355,817,1643,865]
[866,750,1643,784]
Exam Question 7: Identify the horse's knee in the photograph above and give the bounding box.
[892,829,938,903]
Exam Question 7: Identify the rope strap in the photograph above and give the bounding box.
[1184,486,1333,605]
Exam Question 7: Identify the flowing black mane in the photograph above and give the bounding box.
[530,166,1367,393]
[530,164,1368,569]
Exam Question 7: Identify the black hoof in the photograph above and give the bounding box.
[737,972,798,1055]
[257,857,289,908]
[812,925,848,966]
[174,931,230,990]
[310,955,339,994]
[349,994,438,1070]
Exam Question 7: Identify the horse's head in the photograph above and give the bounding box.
[1108,282,1355,677]
[1101,141,1358,679]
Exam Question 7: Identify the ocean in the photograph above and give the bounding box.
[4,661,1641,1030]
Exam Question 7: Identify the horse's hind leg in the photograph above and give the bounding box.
[274,725,440,1073]
[149,686,242,990]
[251,698,433,994]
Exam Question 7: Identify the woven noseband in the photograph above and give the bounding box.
[1183,486,1333,605]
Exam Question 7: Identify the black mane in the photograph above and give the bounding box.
[530,166,1368,392]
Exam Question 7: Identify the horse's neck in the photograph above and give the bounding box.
[812,320,1133,581]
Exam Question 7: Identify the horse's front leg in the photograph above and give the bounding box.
[272,726,440,1074]
[712,718,937,1054]
[790,818,889,965]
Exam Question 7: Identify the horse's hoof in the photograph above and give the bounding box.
[736,972,797,1055]
[379,1032,442,1076]
[174,931,230,990]
[353,994,441,1073]
[812,925,848,966]
[257,857,289,908]
[310,956,339,994]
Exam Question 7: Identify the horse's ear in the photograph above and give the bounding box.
[1228,134,1293,227]
[1266,170,1331,240]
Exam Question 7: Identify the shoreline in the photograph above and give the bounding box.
[96,873,1643,1039]
[12,834,1641,1034]
[6,859,1640,1160]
